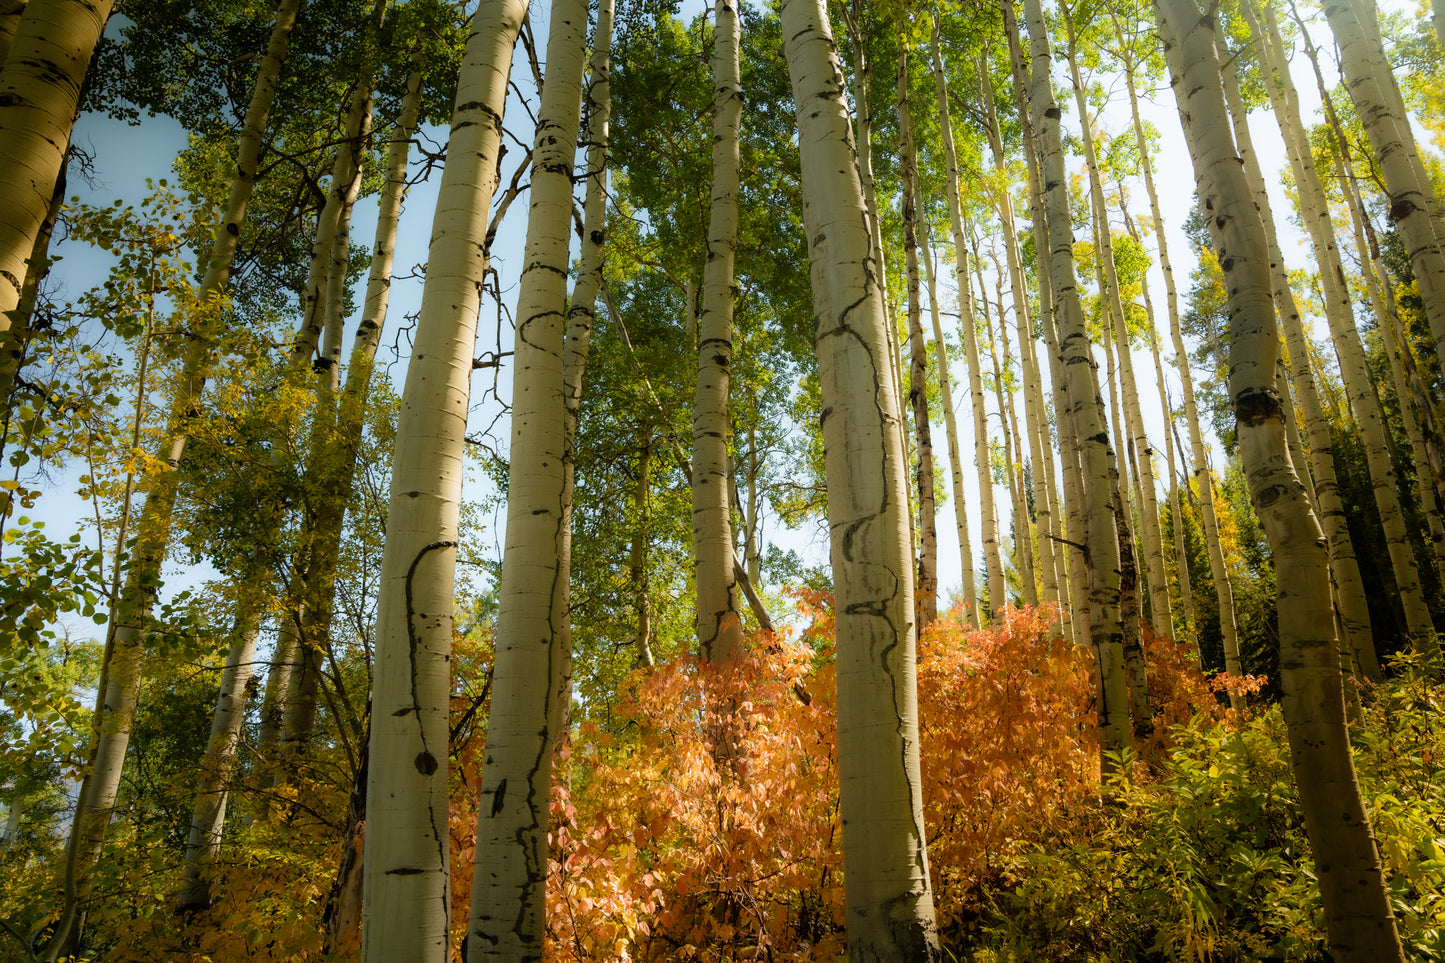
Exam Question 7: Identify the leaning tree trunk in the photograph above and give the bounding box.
[1158,3,1405,958]
[780,0,941,954]
[466,0,586,956]
[359,0,526,958]
[46,5,302,956]
[177,583,267,912]
[1224,14,1381,679]
[1250,4,1436,664]
[0,0,112,328]
[1324,0,1445,367]
[692,0,744,662]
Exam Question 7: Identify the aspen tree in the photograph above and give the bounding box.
[0,0,112,332]
[1296,0,1445,605]
[0,1,22,67]
[1020,0,1129,757]
[281,71,427,936]
[177,584,267,912]
[360,0,526,957]
[1333,128,1445,581]
[983,262,1038,605]
[1122,199,1198,641]
[1157,2,1404,955]
[559,0,614,736]
[1239,0,1411,672]
[977,61,1062,610]
[46,4,302,955]
[1110,9,1238,676]
[1002,0,1087,646]
[1256,8,1435,663]
[1063,10,1171,637]
[780,0,941,952]
[1323,0,1445,366]
[926,17,979,627]
[898,38,938,627]
[693,0,744,661]
[466,0,588,954]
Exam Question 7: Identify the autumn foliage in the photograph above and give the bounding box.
[522,597,1138,959]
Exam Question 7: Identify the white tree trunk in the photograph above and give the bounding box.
[1021,0,1129,757]
[466,0,586,955]
[360,0,526,958]
[692,0,743,661]
[780,0,940,954]
[1158,3,1404,956]
[178,585,266,911]
[0,0,111,327]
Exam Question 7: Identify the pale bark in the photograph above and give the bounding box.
[1324,0,1445,367]
[898,39,937,628]
[46,5,301,955]
[557,0,613,738]
[465,0,586,954]
[0,0,111,328]
[1245,1,1418,669]
[1158,4,1404,957]
[360,0,526,957]
[1114,25,1238,680]
[177,586,266,912]
[1021,0,1129,758]
[780,0,940,954]
[930,29,1003,619]
[978,61,1061,611]
[693,0,743,661]
[1002,0,1085,646]
[1064,18,1170,639]
[925,19,978,626]
[984,269,1037,606]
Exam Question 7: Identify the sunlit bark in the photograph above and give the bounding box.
[781,0,940,952]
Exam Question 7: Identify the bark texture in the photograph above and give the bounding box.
[781,0,940,954]
[361,0,526,958]
[1158,3,1404,957]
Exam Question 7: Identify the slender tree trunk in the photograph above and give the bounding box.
[985,272,1037,606]
[45,5,301,955]
[925,20,977,626]
[177,585,266,912]
[1020,0,1129,759]
[1002,0,1085,646]
[1064,18,1170,639]
[898,39,937,628]
[1114,28,1240,682]
[1256,7,1436,661]
[978,63,1060,611]
[1324,0,1445,366]
[630,431,655,668]
[693,0,743,661]
[781,0,941,953]
[360,0,526,958]
[1158,4,1404,957]
[557,0,613,741]
[466,0,586,955]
